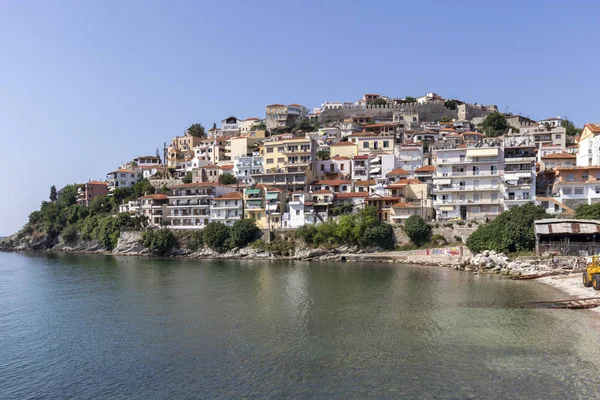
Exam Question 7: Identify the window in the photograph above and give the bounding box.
[555,135,561,139]
[575,187,584,195]
[563,187,572,195]
[471,207,480,214]
[473,194,480,201]
[295,209,300,216]
[341,185,347,191]
[267,147,274,153]
[383,141,389,148]
[278,147,284,152]
[596,187,600,194]
[491,193,498,201]
[363,142,369,149]
[491,207,499,214]
[278,158,284,163]
[567,173,574,181]
[583,175,589,181]
[341,164,344,171]
[320,164,325,171]
[266,158,273,164]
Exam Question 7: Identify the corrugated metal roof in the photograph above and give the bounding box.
[535,219,600,235]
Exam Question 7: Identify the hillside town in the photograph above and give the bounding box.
[75,92,596,231]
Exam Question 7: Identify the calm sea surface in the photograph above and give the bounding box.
[1,252,599,399]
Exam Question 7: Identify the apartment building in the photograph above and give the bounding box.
[252,137,316,192]
[233,155,264,185]
[134,155,161,166]
[315,156,351,180]
[310,179,352,193]
[210,191,243,226]
[576,123,600,167]
[221,116,241,135]
[76,181,108,206]
[552,166,600,208]
[239,118,260,134]
[348,133,396,156]
[310,190,334,223]
[432,142,504,220]
[287,191,316,228]
[167,183,236,229]
[329,142,358,158]
[118,194,169,227]
[396,143,424,173]
[502,136,536,209]
[243,187,267,229]
[265,103,309,131]
[265,187,287,229]
[106,169,142,192]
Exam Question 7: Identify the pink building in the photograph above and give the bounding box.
[77,181,109,206]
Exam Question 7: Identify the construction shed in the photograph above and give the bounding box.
[535,219,600,256]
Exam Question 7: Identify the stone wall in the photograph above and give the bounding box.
[318,102,496,124]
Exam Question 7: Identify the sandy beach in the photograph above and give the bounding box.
[538,274,600,315]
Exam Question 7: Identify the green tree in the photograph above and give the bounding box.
[58,184,79,207]
[479,112,510,137]
[220,173,237,185]
[405,96,417,102]
[575,203,600,219]
[440,116,453,123]
[444,100,458,110]
[466,203,550,253]
[182,172,193,184]
[230,219,260,248]
[61,224,79,245]
[186,231,204,251]
[317,150,330,160]
[187,123,205,138]
[561,119,582,137]
[373,98,388,106]
[142,228,175,255]
[403,215,431,246]
[50,185,58,202]
[203,222,231,252]
[294,118,318,133]
[251,122,267,131]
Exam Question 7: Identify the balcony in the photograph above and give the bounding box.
[210,203,241,209]
[434,171,500,178]
[504,157,536,163]
[434,199,501,206]
[435,185,500,192]
[168,201,210,207]
[211,214,241,220]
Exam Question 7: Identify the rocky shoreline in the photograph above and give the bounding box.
[0,232,586,277]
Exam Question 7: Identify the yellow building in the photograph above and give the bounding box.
[348,133,396,155]
[244,187,267,229]
[226,137,259,160]
[330,142,358,158]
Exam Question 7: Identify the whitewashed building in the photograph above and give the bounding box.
[210,191,243,226]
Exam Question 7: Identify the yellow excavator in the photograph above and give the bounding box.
[583,255,600,290]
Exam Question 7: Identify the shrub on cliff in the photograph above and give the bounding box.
[403,215,431,246]
[203,222,231,252]
[229,219,260,248]
[186,231,204,251]
[142,228,175,255]
[466,203,550,254]
[61,224,79,245]
[575,203,600,219]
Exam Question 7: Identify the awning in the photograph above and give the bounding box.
[435,178,451,185]
[371,156,381,163]
[266,193,279,199]
[503,173,518,182]
[247,200,262,206]
[516,172,532,178]
[245,189,260,195]
[440,206,454,211]
[466,148,498,157]
[369,168,381,174]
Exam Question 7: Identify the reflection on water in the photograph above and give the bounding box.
[0,252,599,399]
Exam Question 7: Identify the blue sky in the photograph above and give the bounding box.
[0,0,598,235]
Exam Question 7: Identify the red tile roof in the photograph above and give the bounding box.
[387,168,409,176]
[311,179,352,186]
[313,189,333,195]
[415,165,435,172]
[108,169,136,174]
[244,117,259,121]
[214,191,242,200]
[355,180,375,186]
[84,180,108,186]
[334,192,369,199]
[140,194,168,200]
[332,142,358,146]
[541,152,576,159]
[366,196,402,202]
[331,156,350,160]
[219,165,234,170]
[585,123,600,134]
